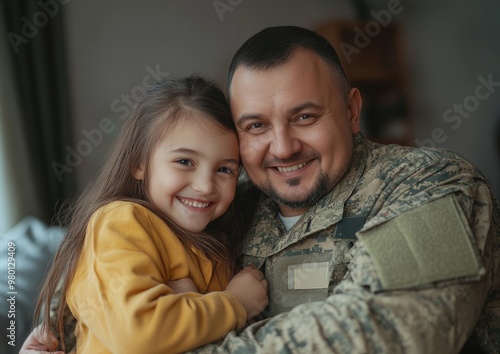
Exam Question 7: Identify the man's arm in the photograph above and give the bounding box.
[193,245,494,353]
[199,284,490,353]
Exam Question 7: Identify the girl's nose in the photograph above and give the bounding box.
[191,172,215,195]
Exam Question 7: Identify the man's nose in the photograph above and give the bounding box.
[269,127,301,159]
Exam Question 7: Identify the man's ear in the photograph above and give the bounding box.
[347,87,362,134]
[132,162,145,181]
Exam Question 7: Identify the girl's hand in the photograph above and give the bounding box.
[19,324,64,354]
[167,278,199,293]
[225,266,268,321]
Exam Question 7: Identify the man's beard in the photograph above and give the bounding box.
[259,172,331,210]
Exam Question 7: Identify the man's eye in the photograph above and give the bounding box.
[296,114,318,125]
[176,159,193,166]
[248,122,264,130]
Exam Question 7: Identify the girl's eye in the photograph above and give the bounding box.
[217,167,234,175]
[176,159,193,166]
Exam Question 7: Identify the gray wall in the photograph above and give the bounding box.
[397,0,500,196]
[62,0,500,196]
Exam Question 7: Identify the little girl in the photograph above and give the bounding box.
[33,76,268,353]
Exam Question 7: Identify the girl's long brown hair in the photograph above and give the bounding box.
[33,76,243,351]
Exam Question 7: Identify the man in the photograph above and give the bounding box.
[22,26,499,353]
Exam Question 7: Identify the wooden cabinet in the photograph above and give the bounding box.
[314,20,414,146]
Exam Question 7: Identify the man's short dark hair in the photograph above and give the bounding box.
[227,25,350,97]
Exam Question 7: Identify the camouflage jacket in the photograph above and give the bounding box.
[192,134,500,353]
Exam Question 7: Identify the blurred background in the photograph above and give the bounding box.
[1,0,499,232]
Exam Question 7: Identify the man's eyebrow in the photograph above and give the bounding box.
[170,148,239,165]
[286,102,322,115]
[235,113,265,127]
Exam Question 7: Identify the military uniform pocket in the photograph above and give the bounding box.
[264,241,354,316]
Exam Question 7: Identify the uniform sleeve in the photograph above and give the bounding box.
[68,203,246,354]
[188,152,500,353]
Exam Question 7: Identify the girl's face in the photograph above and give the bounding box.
[134,114,240,233]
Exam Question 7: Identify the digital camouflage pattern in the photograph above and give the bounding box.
[55,134,499,353]
[190,134,500,353]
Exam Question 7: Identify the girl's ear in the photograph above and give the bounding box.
[132,162,145,181]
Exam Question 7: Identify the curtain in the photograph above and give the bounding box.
[0,17,36,233]
[0,0,75,225]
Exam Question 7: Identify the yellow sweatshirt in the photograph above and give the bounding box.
[67,201,246,354]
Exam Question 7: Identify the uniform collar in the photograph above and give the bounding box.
[302,134,368,235]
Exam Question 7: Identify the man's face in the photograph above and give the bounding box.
[230,50,362,216]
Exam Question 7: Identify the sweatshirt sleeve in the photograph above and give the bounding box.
[67,202,246,354]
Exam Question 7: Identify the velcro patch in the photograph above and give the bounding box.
[287,262,330,290]
[357,195,483,290]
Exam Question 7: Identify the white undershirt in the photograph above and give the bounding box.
[278,213,303,232]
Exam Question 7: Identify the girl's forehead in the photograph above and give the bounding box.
[161,112,235,138]
[156,114,239,152]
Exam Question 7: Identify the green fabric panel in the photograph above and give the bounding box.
[358,195,482,290]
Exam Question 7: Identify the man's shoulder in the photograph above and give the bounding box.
[368,138,466,165]
[364,139,485,182]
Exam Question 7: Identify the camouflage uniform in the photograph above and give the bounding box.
[192,134,500,353]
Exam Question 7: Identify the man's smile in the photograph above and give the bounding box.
[276,162,307,173]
